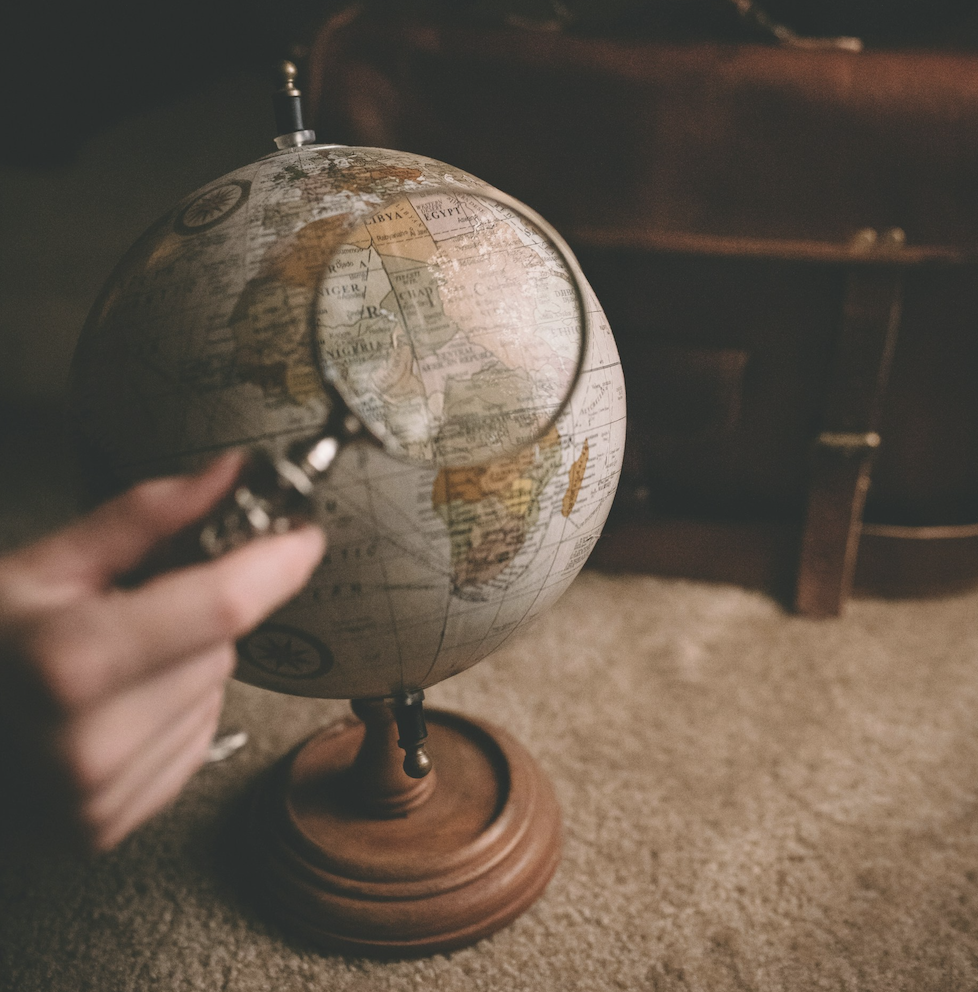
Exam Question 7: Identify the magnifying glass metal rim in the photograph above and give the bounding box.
[308,181,591,470]
[199,182,590,557]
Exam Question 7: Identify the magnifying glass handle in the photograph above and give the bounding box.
[198,407,367,558]
[197,447,315,557]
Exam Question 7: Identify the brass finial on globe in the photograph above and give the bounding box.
[277,59,299,94]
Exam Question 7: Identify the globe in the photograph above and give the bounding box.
[69,143,626,701]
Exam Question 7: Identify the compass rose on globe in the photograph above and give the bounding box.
[175,179,250,233]
[239,623,333,680]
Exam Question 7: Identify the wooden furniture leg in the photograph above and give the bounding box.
[796,241,904,616]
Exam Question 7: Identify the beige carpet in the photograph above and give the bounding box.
[2,566,978,991]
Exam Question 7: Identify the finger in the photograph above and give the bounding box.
[88,723,221,852]
[23,524,325,710]
[107,524,326,686]
[7,451,245,599]
[83,686,224,851]
[53,644,235,798]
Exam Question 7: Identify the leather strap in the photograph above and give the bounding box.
[795,263,903,615]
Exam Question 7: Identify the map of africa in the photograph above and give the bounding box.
[69,145,626,699]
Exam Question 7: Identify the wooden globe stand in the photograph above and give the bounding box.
[247,699,561,957]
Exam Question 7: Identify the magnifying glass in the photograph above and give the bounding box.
[199,183,588,558]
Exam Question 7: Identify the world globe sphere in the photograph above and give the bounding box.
[69,143,626,700]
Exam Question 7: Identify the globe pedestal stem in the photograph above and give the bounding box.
[347,698,436,817]
[247,703,562,957]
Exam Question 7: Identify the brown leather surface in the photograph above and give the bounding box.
[308,21,978,250]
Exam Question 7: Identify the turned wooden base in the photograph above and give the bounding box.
[247,704,561,957]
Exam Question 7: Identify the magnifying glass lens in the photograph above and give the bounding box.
[315,188,586,468]
[198,186,588,557]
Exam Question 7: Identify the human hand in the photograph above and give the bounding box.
[0,453,325,851]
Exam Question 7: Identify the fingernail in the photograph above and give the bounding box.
[198,449,245,478]
[288,523,327,560]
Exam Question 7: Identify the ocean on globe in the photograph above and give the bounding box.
[69,144,626,700]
